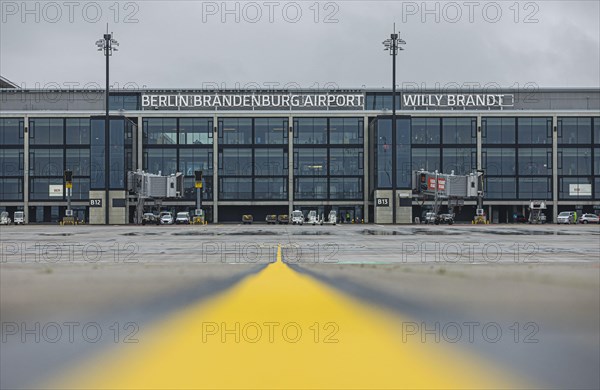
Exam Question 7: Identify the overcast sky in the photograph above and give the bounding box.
[1,0,599,90]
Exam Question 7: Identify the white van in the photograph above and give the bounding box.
[13,211,24,225]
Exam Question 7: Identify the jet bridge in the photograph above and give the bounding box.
[412,170,484,224]
[128,170,185,224]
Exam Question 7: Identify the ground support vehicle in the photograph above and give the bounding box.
[291,210,304,225]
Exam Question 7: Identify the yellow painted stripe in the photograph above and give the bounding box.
[54,245,526,389]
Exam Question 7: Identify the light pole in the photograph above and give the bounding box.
[96,29,118,224]
[383,26,405,223]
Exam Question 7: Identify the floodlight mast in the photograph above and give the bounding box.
[96,26,118,224]
[382,24,406,223]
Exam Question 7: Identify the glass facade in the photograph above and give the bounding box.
[219,118,289,200]
[294,118,363,200]
[0,118,24,200]
[1,87,599,225]
[411,117,476,176]
[143,117,213,200]
[29,118,67,201]
[91,117,134,190]
[482,117,554,200]
[557,117,597,200]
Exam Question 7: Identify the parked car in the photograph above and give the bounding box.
[578,213,599,224]
[557,211,575,224]
[175,212,191,224]
[141,213,160,225]
[13,211,25,225]
[160,212,174,225]
[423,212,437,224]
[265,215,277,224]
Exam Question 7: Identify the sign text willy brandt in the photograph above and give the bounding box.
[403,94,514,108]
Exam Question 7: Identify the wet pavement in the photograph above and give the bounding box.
[1,223,599,389]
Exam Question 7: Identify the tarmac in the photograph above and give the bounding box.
[1,223,599,389]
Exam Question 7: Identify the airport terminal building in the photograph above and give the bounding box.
[0,87,599,224]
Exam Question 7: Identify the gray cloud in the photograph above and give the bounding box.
[1,0,598,89]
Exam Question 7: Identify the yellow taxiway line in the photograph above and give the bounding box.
[53,245,526,389]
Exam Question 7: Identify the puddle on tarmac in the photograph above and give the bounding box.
[361,229,460,236]
[170,231,219,236]
[121,232,161,236]
[360,228,591,236]
[291,231,332,235]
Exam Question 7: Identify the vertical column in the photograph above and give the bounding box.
[288,115,294,217]
[23,115,29,223]
[552,115,558,222]
[476,115,482,170]
[137,115,143,170]
[212,114,219,223]
[363,115,369,223]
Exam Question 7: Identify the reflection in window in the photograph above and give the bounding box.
[559,177,592,200]
[558,148,592,176]
[255,149,287,176]
[376,120,392,188]
[30,118,64,145]
[329,177,362,200]
[485,177,516,199]
[255,118,288,145]
[442,118,475,144]
[30,178,63,200]
[295,149,327,176]
[411,118,440,144]
[411,148,441,172]
[71,178,90,200]
[558,117,592,144]
[329,118,363,144]
[29,149,63,176]
[220,149,252,176]
[518,117,551,144]
[145,149,177,175]
[442,148,475,175]
[144,118,177,145]
[179,118,213,145]
[294,118,327,145]
[483,148,516,176]
[0,178,22,200]
[518,177,551,200]
[329,148,362,175]
[219,118,252,145]
[0,149,24,176]
[255,178,287,200]
[66,118,91,145]
[219,177,252,200]
[179,149,212,176]
[518,148,551,175]
[0,118,24,145]
[396,119,411,188]
[295,177,328,200]
[66,149,90,176]
[482,117,516,144]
